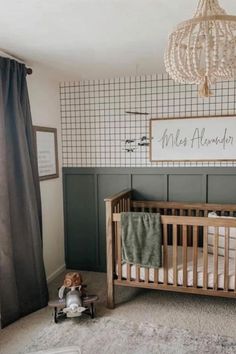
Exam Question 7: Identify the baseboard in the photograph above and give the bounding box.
[47,263,66,284]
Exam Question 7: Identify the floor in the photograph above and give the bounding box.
[1,270,236,353]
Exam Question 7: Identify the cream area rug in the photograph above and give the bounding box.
[21,316,236,354]
[2,271,236,354]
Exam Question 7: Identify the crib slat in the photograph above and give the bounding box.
[193,225,198,288]
[136,265,140,282]
[173,224,178,286]
[235,240,236,292]
[224,227,229,291]
[127,198,131,211]
[214,227,219,290]
[163,223,168,285]
[117,221,122,281]
[124,198,131,280]
[154,268,158,285]
[125,199,128,210]
[183,225,187,287]
[145,268,149,284]
[127,264,131,281]
[114,206,118,264]
[123,198,127,211]
[203,226,208,289]
[187,210,192,246]
[235,249,236,292]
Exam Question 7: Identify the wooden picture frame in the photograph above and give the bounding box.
[150,115,236,163]
[34,126,59,181]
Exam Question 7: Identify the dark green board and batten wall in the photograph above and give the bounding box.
[63,167,236,272]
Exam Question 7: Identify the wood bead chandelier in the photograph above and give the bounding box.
[164,0,236,97]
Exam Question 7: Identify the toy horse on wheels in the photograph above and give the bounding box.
[48,272,98,323]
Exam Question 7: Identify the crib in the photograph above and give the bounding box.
[105,189,236,308]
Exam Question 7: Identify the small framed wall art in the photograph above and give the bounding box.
[34,126,59,181]
[150,116,236,162]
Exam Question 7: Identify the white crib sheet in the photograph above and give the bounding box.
[117,246,236,290]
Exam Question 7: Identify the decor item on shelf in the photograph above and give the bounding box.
[164,0,236,97]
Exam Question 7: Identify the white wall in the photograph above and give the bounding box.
[27,64,65,281]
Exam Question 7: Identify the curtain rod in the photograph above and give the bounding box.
[0,49,33,75]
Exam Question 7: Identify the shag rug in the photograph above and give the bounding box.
[22,316,236,354]
[2,271,236,354]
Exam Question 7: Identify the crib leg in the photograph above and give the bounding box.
[106,201,115,309]
[107,280,115,309]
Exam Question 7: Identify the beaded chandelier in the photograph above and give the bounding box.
[164,0,236,97]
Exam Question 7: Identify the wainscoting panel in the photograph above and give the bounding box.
[64,173,97,270]
[168,174,206,202]
[63,167,236,271]
[132,174,167,200]
[208,175,236,203]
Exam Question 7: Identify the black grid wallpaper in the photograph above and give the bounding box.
[60,73,236,167]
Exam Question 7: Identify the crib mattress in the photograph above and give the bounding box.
[117,246,236,290]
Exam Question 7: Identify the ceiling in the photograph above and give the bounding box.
[0,0,236,80]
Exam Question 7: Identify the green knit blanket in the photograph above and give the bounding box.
[121,212,162,268]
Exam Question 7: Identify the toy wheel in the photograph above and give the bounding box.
[90,303,95,319]
[54,307,58,323]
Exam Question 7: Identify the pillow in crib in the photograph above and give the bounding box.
[208,212,236,258]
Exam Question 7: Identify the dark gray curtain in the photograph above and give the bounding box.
[0,58,48,328]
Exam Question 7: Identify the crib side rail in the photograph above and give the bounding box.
[113,214,236,226]
[105,189,132,308]
[113,213,236,296]
[131,200,236,217]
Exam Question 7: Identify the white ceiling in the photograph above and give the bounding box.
[0,0,236,80]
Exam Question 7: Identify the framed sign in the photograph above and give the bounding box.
[150,116,236,162]
[34,126,59,181]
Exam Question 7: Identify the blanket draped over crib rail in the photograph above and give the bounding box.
[121,212,162,268]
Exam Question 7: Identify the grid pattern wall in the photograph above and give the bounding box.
[60,74,236,167]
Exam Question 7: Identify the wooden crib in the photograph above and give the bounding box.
[105,189,236,308]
